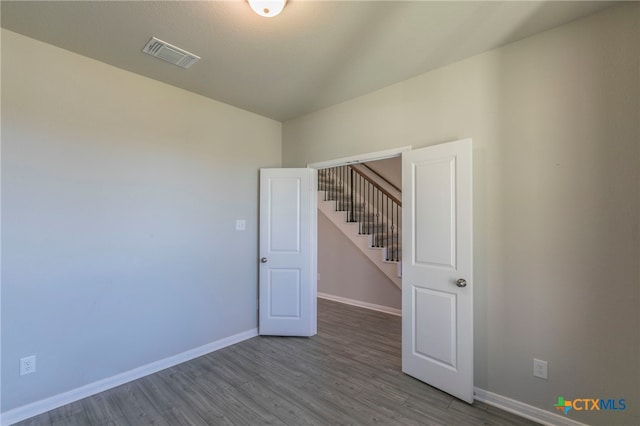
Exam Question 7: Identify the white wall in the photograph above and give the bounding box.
[284,4,639,425]
[1,29,281,412]
[318,212,400,311]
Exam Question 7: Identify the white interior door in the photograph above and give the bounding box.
[259,168,317,336]
[401,139,473,403]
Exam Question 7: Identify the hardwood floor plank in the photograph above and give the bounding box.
[354,389,446,426]
[80,391,126,425]
[299,378,400,425]
[46,401,84,424]
[136,373,212,425]
[163,367,284,425]
[11,412,51,426]
[253,373,367,425]
[109,383,170,426]
[234,376,325,426]
[11,298,538,426]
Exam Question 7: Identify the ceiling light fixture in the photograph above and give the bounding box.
[248,0,287,18]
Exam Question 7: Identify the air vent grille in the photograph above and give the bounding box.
[142,37,200,69]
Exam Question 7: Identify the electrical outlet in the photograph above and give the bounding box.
[20,355,36,376]
[235,219,246,231]
[533,358,548,380]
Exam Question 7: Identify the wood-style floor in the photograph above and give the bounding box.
[14,299,538,425]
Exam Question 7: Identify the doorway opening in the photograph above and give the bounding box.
[310,149,407,317]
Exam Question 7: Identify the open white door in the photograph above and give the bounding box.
[259,168,317,336]
[401,139,473,403]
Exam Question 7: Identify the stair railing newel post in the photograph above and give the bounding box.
[359,171,363,231]
[341,166,345,214]
[361,173,365,233]
[326,169,330,200]
[376,189,380,247]
[348,167,353,223]
[367,180,371,235]
[385,194,389,261]
[358,172,362,233]
[328,168,332,203]
[333,168,337,204]
[336,168,339,205]
[392,202,396,261]
[396,204,402,260]
[394,204,397,261]
[339,166,343,214]
[338,166,341,211]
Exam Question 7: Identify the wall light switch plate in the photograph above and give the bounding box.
[533,358,548,380]
[235,220,246,231]
[20,355,36,376]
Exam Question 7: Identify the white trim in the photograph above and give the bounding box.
[307,146,411,170]
[309,168,318,335]
[473,387,588,426]
[1,328,258,426]
[318,292,402,316]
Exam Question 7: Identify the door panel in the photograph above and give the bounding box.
[414,288,456,369]
[414,157,456,268]
[259,168,316,336]
[402,139,473,403]
[268,269,301,318]
[268,178,301,252]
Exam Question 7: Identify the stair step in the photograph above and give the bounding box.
[372,241,401,249]
[322,197,362,207]
[371,234,400,246]
[318,180,341,187]
[335,203,367,212]
[382,246,402,262]
[358,222,396,232]
[349,213,377,221]
[319,184,343,192]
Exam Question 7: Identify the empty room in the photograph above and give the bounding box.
[1,1,638,425]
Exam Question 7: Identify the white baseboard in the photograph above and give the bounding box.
[474,387,588,426]
[4,328,587,426]
[1,328,258,426]
[318,292,402,316]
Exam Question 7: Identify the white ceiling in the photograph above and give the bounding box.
[1,1,615,122]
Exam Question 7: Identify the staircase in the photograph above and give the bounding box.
[318,165,402,288]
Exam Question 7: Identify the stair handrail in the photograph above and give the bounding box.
[358,163,402,194]
[348,165,401,206]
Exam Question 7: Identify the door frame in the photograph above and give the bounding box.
[306,146,410,314]
[307,146,412,170]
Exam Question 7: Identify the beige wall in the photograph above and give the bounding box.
[318,212,401,310]
[284,4,640,425]
[365,157,401,189]
[2,29,281,411]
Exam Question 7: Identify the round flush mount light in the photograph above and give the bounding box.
[248,0,287,18]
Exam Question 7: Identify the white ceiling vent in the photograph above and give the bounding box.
[142,37,200,69]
